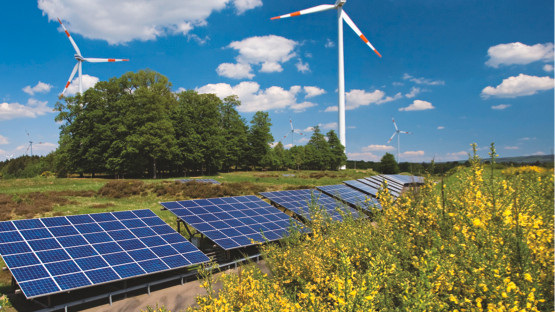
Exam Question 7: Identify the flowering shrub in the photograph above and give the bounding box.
[191,150,554,311]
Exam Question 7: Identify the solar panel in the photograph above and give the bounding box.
[316,184,381,210]
[381,174,425,185]
[160,196,305,251]
[343,180,379,197]
[0,210,209,299]
[176,179,221,184]
[361,177,402,196]
[260,189,362,222]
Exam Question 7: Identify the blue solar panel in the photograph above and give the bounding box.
[317,184,381,211]
[176,179,221,184]
[342,180,379,197]
[160,196,306,250]
[0,210,209,299]
[260,189,362,222]
[380,174,425,185]
[362,177,402,197]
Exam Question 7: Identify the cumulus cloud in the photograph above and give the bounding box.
[196,82,317,112]
[481,74,554,98]
[39,0,259,44]
[347,152,379,161]
[402,150,425,157]
[216,63,254,79]
[303,86,326,98]
[543,64,553,72]
[0,135,8,145]
[532,151,546,156]
[302,122,337,132]
[362,145,395,152]
[217,35,297,78]
[485,42,554,68]
[439,151,468,161]
[399,100,435,112]
[296,59,310,73]
[0,98,53,121]
[405,87,421,98]
[325,39,335,48]
[437,126,445,130]
[64,74,100,96]
[504,146,519,150]
[491,104,511,110]
[23,81,53,95]
[403,73,444,86]
[325,89,402,112]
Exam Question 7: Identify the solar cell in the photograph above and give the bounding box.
[260,189,362,221]
[176,179,221,184]
[0,210,209,299]
[316,184,381,210]
[160,196,306,250]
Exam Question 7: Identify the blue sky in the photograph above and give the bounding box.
[0,0,553,162]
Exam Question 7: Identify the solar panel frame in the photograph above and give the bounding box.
[176,179,221,185]
[260,189,362,222]
[160,196,306,251]
[316,184,381,210]
[0,210,209,299]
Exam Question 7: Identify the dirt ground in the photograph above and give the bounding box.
[80,261,269,312]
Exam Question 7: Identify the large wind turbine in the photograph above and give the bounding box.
[387,118,412,162]
[57,18,129,98]
[272,0,381,169]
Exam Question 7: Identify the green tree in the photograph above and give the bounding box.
[326,130,347,170]
[380,152,400,174]
[305,126,331,170]
[220,95,249,171]
[247,111,273,168]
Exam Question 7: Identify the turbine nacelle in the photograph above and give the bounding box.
[74,54,84,62]
[334,0,347,7]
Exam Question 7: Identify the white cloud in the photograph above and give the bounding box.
[326,89,402,112]
[22,81,53,95]
[64,74,100,96]
[437,126,445,130]
[504,146,519,150]
[518,137,536,141]
[303,86,326,98]
[296,59,310,73]
[532,151,546,156]
[405,87,421,98]
[543,64,553,72]
[402,150,425,157]
[0,99,53,121]
[491,104,511,110]
[362,145,395,152]
[399,100,435,112]
[0,135,8,145]
[481,74,554,98]
[196,82,316,112]
[403,73,444,86]
[347,152,379,161]
[485,42,554,68]
[39,0,258,44]
[218,35,297,78]
[325,39,335,48]
[437,151,468,161]
[302,122,337,132]
[233,0,262,14]
[216,63,254,79]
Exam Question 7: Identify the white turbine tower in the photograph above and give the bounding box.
[57,18,129,98]
[280,119,304,147]
[387,118,412,162]
[272,0,382,169]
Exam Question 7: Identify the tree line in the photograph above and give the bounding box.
[53,70,347,178]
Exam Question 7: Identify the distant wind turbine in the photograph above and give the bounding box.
[280,119,304,147]
[272,0,382,169]
[4,154,14,161]
[57,18,129,98]
[387,118,412,162]
[25,130,43,156]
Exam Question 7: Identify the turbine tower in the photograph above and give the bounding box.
[57,18,129,98]
[272,0,381,169]
[387,118,412,162]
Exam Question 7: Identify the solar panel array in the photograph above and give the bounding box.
[381,174,425,185]
[176,179,221,185]
[361,177,402,197]
[0,210,209,299]
[343,180,379,197]
[160,196,305,251]
[316,184,380,210]
[260,189,362,221]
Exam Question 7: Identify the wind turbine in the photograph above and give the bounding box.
[280,119,304,147]
[25,131,43,156]
[4,154,14,161]
[272,0,382,169]
[387,118,412,162]
[57,18,129,98]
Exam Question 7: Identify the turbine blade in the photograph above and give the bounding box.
[271,4,335,20]
[392,118,398,131]
[290,119,294,131]
[60,62,79,98]
[400,131,412,134]
[57,18,82,56]
[342,11,382,57]
[387,132,397,143]
[83,58,130,63]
